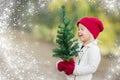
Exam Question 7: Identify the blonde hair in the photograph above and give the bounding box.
[89,31,94,41]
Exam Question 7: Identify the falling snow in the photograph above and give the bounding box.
[0,0,52,80]
[0,0,120,80]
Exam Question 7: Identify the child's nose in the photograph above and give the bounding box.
[78,30,81,34]
[78,31,82,35]
[78,31,81,33]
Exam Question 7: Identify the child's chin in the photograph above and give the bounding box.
[80,38,84,42]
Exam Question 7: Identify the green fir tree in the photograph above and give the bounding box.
[53,5,79,60]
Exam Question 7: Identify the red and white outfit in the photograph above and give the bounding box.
[57,17,104,80]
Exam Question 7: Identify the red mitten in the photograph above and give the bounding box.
[57,61,64,72]
[63,59,75,75]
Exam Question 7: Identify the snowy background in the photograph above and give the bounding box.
[0,0,120,80]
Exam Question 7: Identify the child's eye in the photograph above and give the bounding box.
[81,28,84,30]
[78,27,85,31]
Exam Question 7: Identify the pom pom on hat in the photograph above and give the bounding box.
[77,17,104,39]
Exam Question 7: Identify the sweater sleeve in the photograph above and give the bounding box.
[73,47,101,76]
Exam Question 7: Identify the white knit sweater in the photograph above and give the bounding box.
[66,40,101,80]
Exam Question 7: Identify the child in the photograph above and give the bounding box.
[57,17,104,80]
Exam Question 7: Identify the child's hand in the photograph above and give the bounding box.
[57,59,75,75]
[57,61,65,72]
[63,59,75,75]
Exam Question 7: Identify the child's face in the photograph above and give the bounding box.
[78,24,93,45]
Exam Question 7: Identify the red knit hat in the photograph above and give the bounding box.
[77,17,104,39]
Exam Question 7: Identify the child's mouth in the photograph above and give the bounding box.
[79,35,83,37]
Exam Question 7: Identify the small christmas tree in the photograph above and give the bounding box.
[53,5,79,60]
